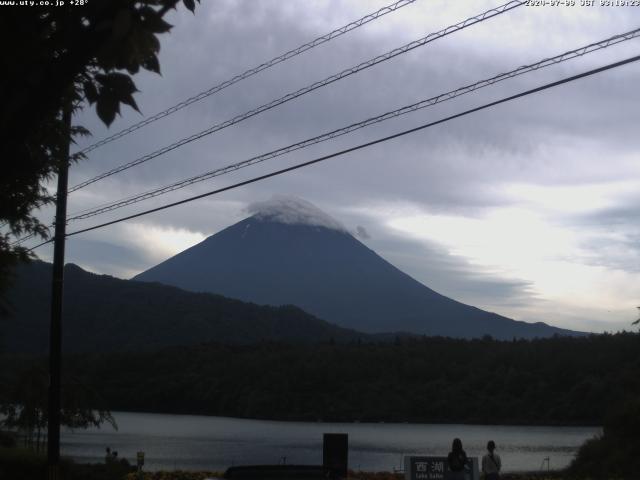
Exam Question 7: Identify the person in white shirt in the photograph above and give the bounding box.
[481,440,501,480]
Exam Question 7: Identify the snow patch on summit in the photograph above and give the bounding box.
[247,195,346,232]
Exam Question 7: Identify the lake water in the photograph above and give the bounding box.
[61,411,600,473]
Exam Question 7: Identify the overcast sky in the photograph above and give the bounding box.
[31,0,640,332]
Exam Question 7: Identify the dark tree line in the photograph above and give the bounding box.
[3,332,638,426]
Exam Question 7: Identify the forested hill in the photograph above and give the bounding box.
[1,260,364,353]
[7,332,636,426]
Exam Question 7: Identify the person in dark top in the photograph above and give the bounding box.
[447,438,468,480]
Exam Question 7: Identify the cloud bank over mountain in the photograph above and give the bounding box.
[247,195,347,232]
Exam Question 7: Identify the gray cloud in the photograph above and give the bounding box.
[246,194,347,231]
[27,1,640,332]
[374,235,538,310]
[65,238,153,278]
[69,2,640,214]
[355,225,371,240]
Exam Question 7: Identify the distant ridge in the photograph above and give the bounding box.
[1,260,364,354]
[134,196,580,339]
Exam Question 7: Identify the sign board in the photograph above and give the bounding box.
[404,456,479,480]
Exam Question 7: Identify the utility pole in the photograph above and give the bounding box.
[48,105,71,480]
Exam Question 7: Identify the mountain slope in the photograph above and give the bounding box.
[1,261,364,353]
[133,205,577,339]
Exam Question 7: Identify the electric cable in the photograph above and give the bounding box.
[76,0,419,156]
[9,232,38,247]
[0,0,418,237]
[66,27,640,222]
[68,0,523,193]
[25,53,633,248]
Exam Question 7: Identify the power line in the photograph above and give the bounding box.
[27,238,54,252]
[67,0,523,193]
[1,1,418,240]
[66,27,640,222]
[39,53,636,245]
[9,232,38,246]
[75,0,418,156]
[15,25,637,247]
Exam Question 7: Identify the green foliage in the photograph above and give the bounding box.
[6,332,634,426]
[349,474,565,480]
[0,430,18,448]
[0,446,48,480]
[125,471,225,480]
[0,446,134,480]
[0,362,116,452]
[122,473,566,480]
[569,398,640,479]
[0,0,200,303]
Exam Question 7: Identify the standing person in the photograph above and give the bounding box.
[447,438,468,480]
[482,440,501,480]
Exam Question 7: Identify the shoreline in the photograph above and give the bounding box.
[0,447,570,480]
[103,409,602,429]
[58,413,593,474]
[122,470,567,480]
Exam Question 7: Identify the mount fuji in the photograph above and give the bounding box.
[133,196,577,339]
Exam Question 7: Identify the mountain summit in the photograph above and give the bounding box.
[133,196,576,339]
